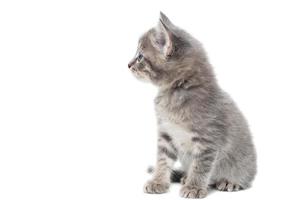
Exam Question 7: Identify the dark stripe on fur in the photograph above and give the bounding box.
[160,132,172,142]
[158,146,177,160]
[191,136,214,145]
[159,132,178,152]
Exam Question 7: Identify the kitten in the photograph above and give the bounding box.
[128,12,256,198]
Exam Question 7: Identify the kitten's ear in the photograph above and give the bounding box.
[153,12,175,58]
[159,12,174,28]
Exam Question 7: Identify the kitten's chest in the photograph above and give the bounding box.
[159,119,194,153]
[155,93,195,153]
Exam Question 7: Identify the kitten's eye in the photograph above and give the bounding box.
[137,53,143,62]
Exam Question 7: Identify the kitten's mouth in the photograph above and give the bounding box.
[130,68,148,82]
[130,67,137,72]
[132,69,141,78]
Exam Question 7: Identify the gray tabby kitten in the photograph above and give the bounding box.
[128,12,256,199]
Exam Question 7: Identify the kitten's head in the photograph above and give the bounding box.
[128,12,202,87]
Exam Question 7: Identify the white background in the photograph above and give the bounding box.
[1,0,300,199]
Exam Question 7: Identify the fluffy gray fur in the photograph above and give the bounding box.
[128,12,256,198]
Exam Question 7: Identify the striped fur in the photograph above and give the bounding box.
[129,12,256,198]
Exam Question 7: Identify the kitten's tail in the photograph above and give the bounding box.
[147,166,185,183]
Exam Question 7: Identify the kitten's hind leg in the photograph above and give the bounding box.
[215,180,242,192]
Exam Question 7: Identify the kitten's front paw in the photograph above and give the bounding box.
[144,180,170,194]
[180,185,208,199]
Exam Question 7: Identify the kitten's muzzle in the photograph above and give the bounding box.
[128,61,134,69]
[128,57,137,69]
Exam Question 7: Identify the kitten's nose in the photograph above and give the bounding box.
[128,61,134,69]
[128,59,135,69]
